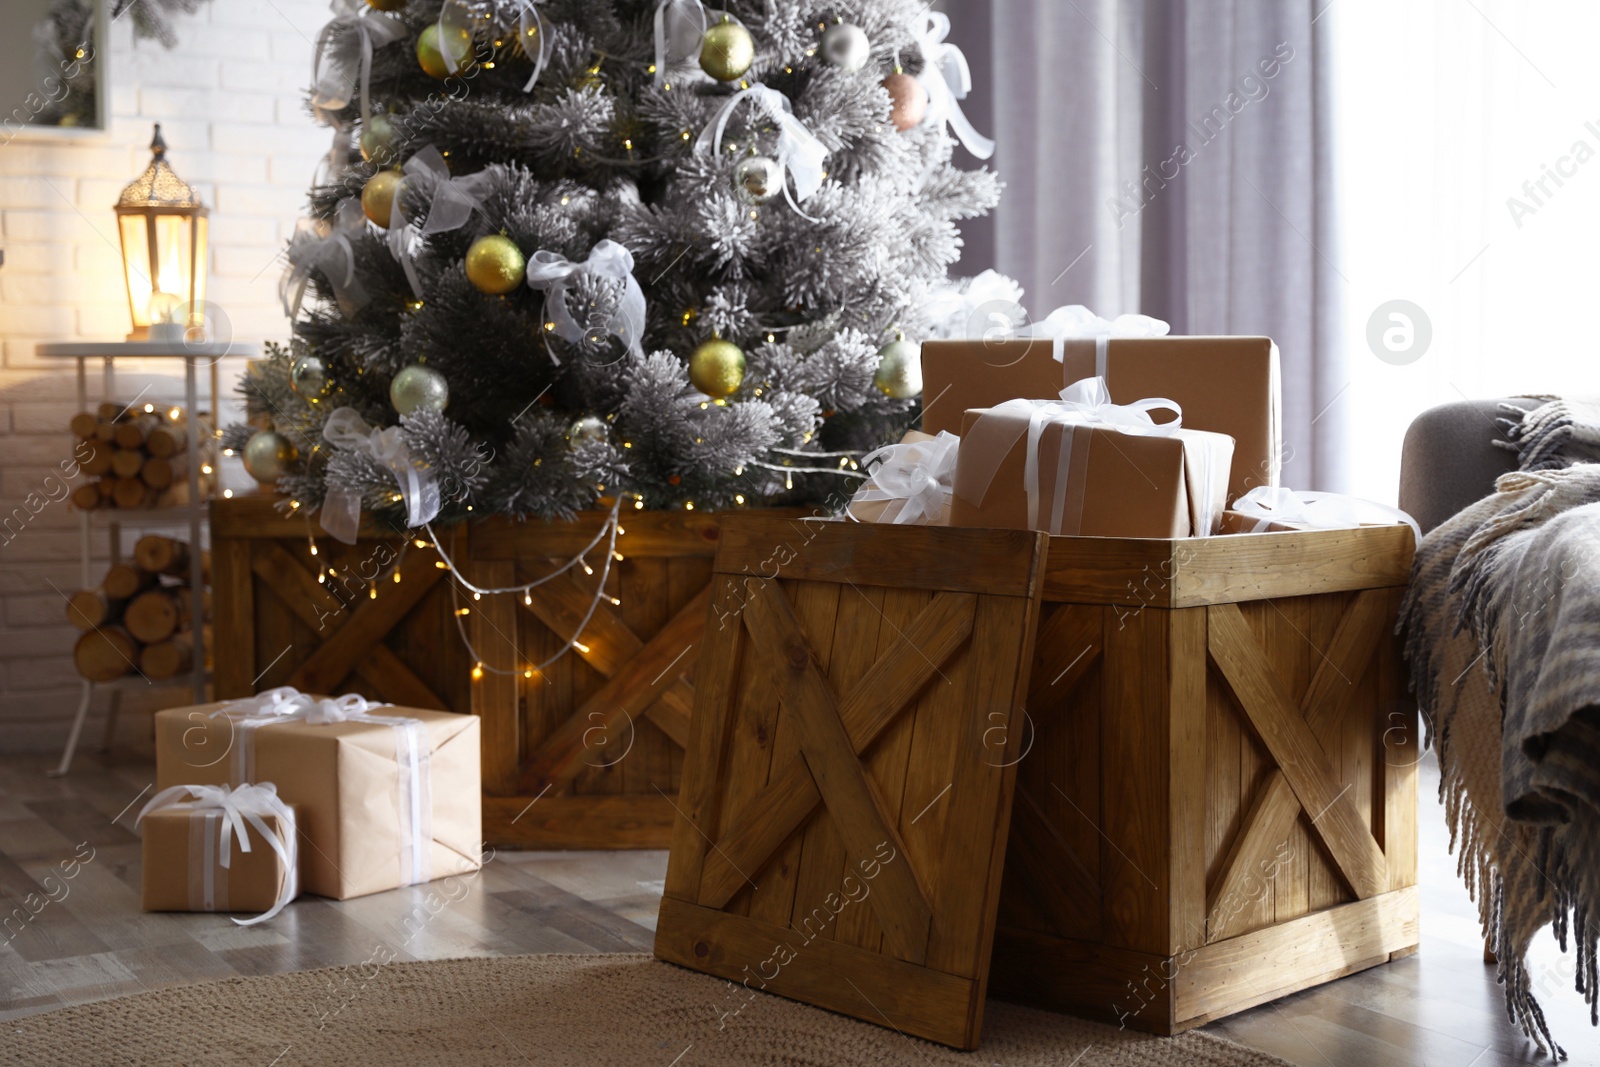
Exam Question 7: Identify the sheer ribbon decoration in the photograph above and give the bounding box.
[910,13,994,159]
[137,783,299,926]
[211,688,434,889]
[695,85,828,220]
[958,377,1183,533]
[1232,486,1422,544]
[386,145,495,299]
[282,198,370,320]
[525,240,648,360]
[653,0,707,88]
[850,431,960,525]
[436,0,549,91]
[310,0,407,129]
[320,406,443,544]
[1022,305,1171,375]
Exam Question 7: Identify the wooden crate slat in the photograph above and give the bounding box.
[695,590,976,910]
[1206,602,1389,901]
[740,585,934,965]
[642,684,694,749]
[212,535,255,698]
[469,558,522,795]
[522,572,648,679]
[483,794,675,849]
[1205,772,1301,942]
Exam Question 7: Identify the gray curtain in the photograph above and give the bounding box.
[942,0,1346,490]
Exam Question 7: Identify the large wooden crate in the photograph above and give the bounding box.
[654,517,1049,1050]
[991,524,1420,1033]
[212,496,799,849]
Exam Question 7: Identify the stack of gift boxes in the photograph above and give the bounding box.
[136,688,482,924]
[852,309,1326,538]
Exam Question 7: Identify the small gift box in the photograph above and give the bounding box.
[921,306,1279,503]
[138,783,299,924]
[1224,487,1421,543]
[949,378,1234,538]
[154,688,481,901]
[845,430,959,525]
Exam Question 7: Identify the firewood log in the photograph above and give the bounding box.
[140,455,184,490]
[93,421,117,443]
[112,477,153,509]
[96,401,125,421]
[102,562,155,600]
[69,411,99,439]
[133,535,190,576]
[78,441,113,477]
[73,626,137,682]
[139,633,194,680]
[146,424,187,459]
[66,588,124,631]
[113,414,162,450]
[110,450,145,479]
[70,483,103,510]
[124,587,190,643]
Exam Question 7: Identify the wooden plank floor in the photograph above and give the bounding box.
[0,751,1594,1065]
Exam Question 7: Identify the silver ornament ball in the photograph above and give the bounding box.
[733,154,783,205]
[821,22,871,72]
[290,355,329,401]
[390,365,450,415]
[873,339,923,399]
[242,430,297,484]
[567,415,609,449]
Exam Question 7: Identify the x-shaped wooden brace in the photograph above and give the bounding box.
[1205,591,1391,938]
[695,584,978,966]
[252,541,448,708]
[521,572,706,792]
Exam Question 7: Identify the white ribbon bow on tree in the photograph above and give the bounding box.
[1232,486,1422,544]
[910,13,994,160]
[696,85,828,220]
[653,0,707,88]
[310,0,407,129]
[137,783,299,926]
[851,431,961,526]
[525,239,648,360]
[386,145,495,299]
[319,406,443,545]
[282,198,371,320]
[212,687,434,889]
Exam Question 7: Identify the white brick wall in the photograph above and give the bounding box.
[0,0,329,753]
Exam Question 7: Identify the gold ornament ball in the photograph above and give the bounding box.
[290,354,331,402]
[688,339,746,398]
[361,170,402,228]
[567,415,609,450]
[883,72,928,131]
[873,338,923,399]
[417,24,471,80]
[242,430,297,484]
[465,234,527,294]
[699,19,754,82]
[359,115,396,164]
[390,364,450,414]
[364,0,405,10]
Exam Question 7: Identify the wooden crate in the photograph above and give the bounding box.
[654,517,1049,1050]
[990,524,1420,1034]
[212,496,799,849]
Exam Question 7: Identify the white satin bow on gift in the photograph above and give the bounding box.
[851,431,961,526]
[962,377,1183,533]
[1023,305,1171,375]
[1232,486,1421,544]
[525,240,648,360]
[911,13,994,160]
[310,0,408,129]
[213,687,434,889]
[385,145,496,299]
[137,783,299,926]
[696,85,828,220]
[282,199,370,320]
[319,407,443,545]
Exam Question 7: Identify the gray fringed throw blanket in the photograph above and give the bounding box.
[1400,399,1600,1059]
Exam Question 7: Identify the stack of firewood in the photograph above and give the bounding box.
[69,402,216,510]
[68,536,209,682]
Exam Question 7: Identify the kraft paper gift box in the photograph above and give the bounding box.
[139,783,299,923]
[922,328,1279,504]
[845,430,958,525]
[949,401,1235,538]
[153,690,481,901]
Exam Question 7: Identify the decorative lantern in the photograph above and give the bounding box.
[114,125,208,341]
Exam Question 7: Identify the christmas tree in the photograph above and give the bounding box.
[233,0,997,532]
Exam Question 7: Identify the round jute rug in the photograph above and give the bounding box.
[1,953,1290,1066]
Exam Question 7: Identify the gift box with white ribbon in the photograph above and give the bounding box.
[138,783,299,924]
[153,688,481,900]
